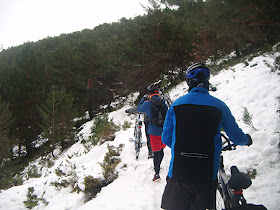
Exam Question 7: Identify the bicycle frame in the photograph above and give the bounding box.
[215,134,250,209]
[217,156,248,209]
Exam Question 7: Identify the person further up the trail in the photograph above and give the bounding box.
[137,86,168,182]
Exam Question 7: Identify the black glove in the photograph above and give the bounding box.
[246,134,252,146]
[211,86,217,91]
[125,107,137,114]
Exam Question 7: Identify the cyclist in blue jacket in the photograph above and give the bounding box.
[161,63,252,210]
[137,87,168,181]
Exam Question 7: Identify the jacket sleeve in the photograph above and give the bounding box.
[162,106,174,148]
[137,98,152,119]
[137,98,146,113]
[126,107,138,114]
[222,104,249,145]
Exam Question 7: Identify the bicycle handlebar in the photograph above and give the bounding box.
[221,143,237,151]
[221,133,237,151]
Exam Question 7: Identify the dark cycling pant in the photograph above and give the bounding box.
[153,149,164,174]
[161,177,217,210]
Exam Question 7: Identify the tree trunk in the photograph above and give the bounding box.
[234,43,241,57]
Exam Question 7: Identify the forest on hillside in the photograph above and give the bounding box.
[0,0,279,183]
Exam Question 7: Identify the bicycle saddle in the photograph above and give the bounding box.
[228,166,252,190]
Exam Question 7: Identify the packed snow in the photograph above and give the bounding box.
[0,51,279,210]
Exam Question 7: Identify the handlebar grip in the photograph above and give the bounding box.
[246,134,253,146]
[221,144,237,151]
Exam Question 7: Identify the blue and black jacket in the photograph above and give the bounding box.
[137,95,168,136]
[162,87,249,184]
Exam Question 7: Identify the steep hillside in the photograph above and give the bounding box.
[0,50,279,209]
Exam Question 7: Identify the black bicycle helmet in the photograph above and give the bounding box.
[147,87,159,95]
[147,80,162,94]
[186,62,210,79]
[185,62,210,85]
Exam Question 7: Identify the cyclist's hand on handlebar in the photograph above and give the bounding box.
[246,134,253,146]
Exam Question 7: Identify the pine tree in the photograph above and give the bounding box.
[3,43,47,157]
[0,96,15,164]
[37,86,77,156]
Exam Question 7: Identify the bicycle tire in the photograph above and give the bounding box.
[135,128,142,159]
[135,142,139,160]
[135,136,139,159]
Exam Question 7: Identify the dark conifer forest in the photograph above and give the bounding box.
[0,0,279,180]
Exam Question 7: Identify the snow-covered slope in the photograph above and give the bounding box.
[0,51,279,210]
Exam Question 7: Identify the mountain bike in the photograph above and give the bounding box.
[129,113,146,160]
[215,134,267,210]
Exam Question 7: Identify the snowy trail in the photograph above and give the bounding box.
[78,121,172,210]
